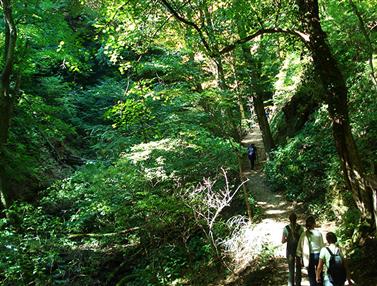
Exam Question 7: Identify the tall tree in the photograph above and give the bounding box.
[159,0,275,157]
[158,0,256,221]
[0,0,17,209]
[217,0,377,230]
[233,0,275,155]
[295,0,376,230]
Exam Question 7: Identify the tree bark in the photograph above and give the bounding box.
[0,0,17,209]
[296,0,376,230]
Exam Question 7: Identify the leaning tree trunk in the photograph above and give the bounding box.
[297,0,376,230]
[0,0,17,209]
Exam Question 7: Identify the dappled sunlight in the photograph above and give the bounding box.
[222,162,336,285]
[219,127,326,285]
[222,217,285,268]
[265,209,287,215]
[125,138,180,163]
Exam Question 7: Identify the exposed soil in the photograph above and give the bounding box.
[213,127,337,286]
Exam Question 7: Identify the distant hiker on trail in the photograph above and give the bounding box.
[247,144,257,170]
[316,232,353,286]
[296,216,325,286]
[282,212,304,286]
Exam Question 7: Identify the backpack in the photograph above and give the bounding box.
[326,247,347,285]
[247,145,256,157]
[286,224,301,256]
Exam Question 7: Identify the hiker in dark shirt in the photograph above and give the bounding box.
[282,212,304,286]
[247,144,257,170]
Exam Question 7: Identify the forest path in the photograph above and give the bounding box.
[216,127,335,286]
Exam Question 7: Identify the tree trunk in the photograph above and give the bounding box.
[297,0,376,230]
[0,0,17,209]
[233,7,275,156]
[241,45,275,156]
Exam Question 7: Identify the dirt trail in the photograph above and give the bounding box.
[217,127,335,286]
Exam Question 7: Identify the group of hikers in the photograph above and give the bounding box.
[282,213,353,286]
[246,144,353,285]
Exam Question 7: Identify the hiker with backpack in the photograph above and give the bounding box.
[282,212,304,286]
[296,216,325,286]
[315,232,353,286]
[247,144,257,170]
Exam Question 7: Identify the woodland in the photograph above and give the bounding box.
[0,0,376,285]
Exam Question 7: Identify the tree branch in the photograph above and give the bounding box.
[220,28,310,54]
[158,0,212,54]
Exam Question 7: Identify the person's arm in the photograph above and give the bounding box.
[316,258,324,284]
[320,231,325,248]
[282,234,287,244]
[255,148,258,161]
[296,232,304,257]
[282,226,287,244]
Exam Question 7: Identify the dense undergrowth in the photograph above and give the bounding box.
[0,45,247,285]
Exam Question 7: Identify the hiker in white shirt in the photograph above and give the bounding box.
[296,216,324,286]
[316,232,353,286]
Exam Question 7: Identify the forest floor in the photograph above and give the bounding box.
[212,127,336,286]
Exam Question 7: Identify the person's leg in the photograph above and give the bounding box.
[312,253,321,285]
[287,255,294,286]
[307,253,316,286]
[295,256,302,286]
[248,156,254,170]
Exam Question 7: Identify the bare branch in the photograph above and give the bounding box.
[184,169,248,259]
[220,28,310,54]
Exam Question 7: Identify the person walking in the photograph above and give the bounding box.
[247,144,257,170]
[315,232,353,286]
[296,216,324,286]
[282,212,304,286]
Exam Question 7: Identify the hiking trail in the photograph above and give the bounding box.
[215,126,335,286]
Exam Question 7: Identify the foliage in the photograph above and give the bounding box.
[1,0,377,284]
[0,131,239,285]
[265,106,339,216]
[347,63,377,174]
